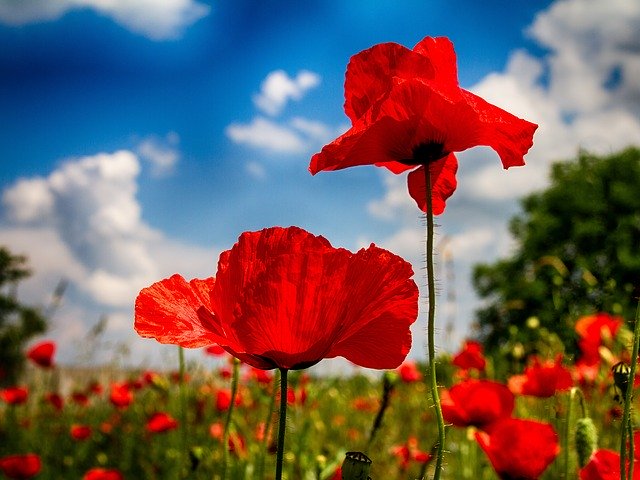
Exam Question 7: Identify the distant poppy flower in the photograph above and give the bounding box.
[476,418,559,480]
[441,379,514,430]
[576,313,623,366]
[109,383,133,408]
[146,412,178,433]
[508,355,573,398]
[205,344,226,356]
[390,436,432,471]
[71,424,92,440]
[87,381,103,395]
[83,468,124,480]
[1,387,28,405]
[309,36,537,214]
[0,454,41,479]
[135,226,419,371]
[26,340,56,368]
[397,360,422,383]
[71,391,90,407]
[579,449,640,480]
[44,392,64,411]
[245,366,273,385]
[209,422,224,440]
[215,389,241,412]
[452,340,486,371]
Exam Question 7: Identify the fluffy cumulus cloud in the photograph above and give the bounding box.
[364,0,640,350]
[136,132,181,177]
[0,0,210,40]
[0,150,218,363]
[253,70,321,116]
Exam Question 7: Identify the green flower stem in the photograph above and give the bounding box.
[564,387,588,477]
[425,165,445,480]
[256,370,280,480]
[221,357,240,480]
[178,346,188,478]
[622,299,640,480]
[275,368,289,480]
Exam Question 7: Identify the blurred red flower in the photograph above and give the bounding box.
[441,379,514,430]
[1,387,28,405]
[580,449,640,480]
[135,226,419,370]
[83,468,124,480]
[215,389,241,412]
[71,391,90,407]
[44,392,64,411]
[70,424,92,441]
[0,454,41,479]
[26,340,56,368]
[309,36,537,214]
[452,340,486,371]
[204,344,226,356]
[397,360,422,383]
[576,313,623,366]
[109,383,133,408]
[390,436,432,471]
[245,366,273,385]
[146,412,178,433]
[508,355,573,398]
[476,418,559,479]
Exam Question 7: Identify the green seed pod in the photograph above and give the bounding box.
[342,451,372,480]
[575,417,598,468]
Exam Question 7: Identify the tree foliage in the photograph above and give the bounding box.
[472,147,640,359]
[0,246,47,386]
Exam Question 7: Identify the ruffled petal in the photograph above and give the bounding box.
[134,274,223,348]
[344,42,436,122]
[412,36,459,90]
[407,154,458,215]
[461,89,538,168]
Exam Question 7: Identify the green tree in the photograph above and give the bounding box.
[0,246,47,386]
[472,147,640,360]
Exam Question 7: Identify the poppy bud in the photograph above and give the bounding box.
[612,361,631,401]
[341,451,372,480]
[575,417,598,468]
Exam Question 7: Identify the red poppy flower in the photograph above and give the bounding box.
[204,344,226,356]
[309,36,537,214]
[83,468,124,480]
[441,379,514,430]
[476,418,559,480]
[245,366,273,385]
[1,387,28,405]
[0,454,41,479]
[71,424,92,440]
[215,389,241,412]
[135,226,419,370]
[576,313,623,366]
[147,412,178,433]
[26,340,56,368]
[71,391,90,406]
[44,392,64,411]
[508,355,573,398]
[109,383,133,408]
[452,340,486,371]
[390,436,432,471]
[397,360,422,383]
[579,449,640,480]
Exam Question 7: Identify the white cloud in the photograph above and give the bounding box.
[226,116,308,154]
[1,150,218,307]
[253,70,321,116]
[137,132,180,177]
[0,0,210,40]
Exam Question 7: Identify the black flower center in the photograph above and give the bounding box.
[399,142,448,165]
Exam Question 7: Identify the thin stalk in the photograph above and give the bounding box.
[256,370,280,480]
[622,300,640,480]
[424,165,445,479]
[178,346,188,479]
[275,368,289,480]
[221,358,240,480]
[565,387,589,478]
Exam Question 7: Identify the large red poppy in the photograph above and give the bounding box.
[575,313,623,366]
[26,340,56,368]
[441,379,514,430]
[309,36,537,214]
[135,226,419,370]
[476,418,559,479]
[0,454,41,479]
[580,449,640,480]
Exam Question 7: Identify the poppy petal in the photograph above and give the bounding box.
[135,274,222,348]
[407,154,458,215]
[412,36,459,88]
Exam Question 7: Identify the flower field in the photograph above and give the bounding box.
[1,314,638,479]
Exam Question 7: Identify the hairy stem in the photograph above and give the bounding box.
[275,368,289,480]
[622,299,640,480]
[425,165,445,479]
[221,357,240,480]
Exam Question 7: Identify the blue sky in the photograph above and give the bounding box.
[1,0,639,370]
